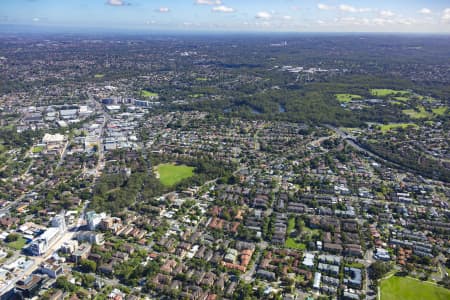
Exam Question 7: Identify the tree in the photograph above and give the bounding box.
[79,259,97,273]
[80,274,95,288]
[369,261,391,280]
[5,233,19,243]
[55,276,77,292]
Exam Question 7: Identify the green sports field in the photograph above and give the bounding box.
[378,123,418,133]
[155,163,195,187]
[380,275,450,300]
[370,89,409,97]
[432,107,447,116]
[141,90,159,98]
[335,93,363,103]
[402,106,432,119]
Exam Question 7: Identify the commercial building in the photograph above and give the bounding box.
[15,275,44,299]
[28,228,60,256]
[86,211,106,230]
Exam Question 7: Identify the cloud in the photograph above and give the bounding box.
[419,8,432,15]
[157,7,170,13]
[195,0,221,5]
[283,16,292,21]
[339,4,357,13]
[106,0,128,6]
[372,18,392,26]
[339,4,371,13]
[256,11,272,19]
[318,4,333,11]
[442,8,450,23]
[380,10,395,18]
[212,5,235,13]
[397,18,415,26]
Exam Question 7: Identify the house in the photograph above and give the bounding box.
[344,267,362,289]
[302,253,315,268]
[313,272,321,289]
[256,270,276,281]
[0,216,19,228]
[323,243,343,254]
[374,248,390,261]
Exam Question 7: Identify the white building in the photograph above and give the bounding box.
[374,248,390,261]
[86,211,106,230]
[28,228,60,256]
[42,133,66,144]
[42,133,66,153]
[313,272,321,289]
[51,213,66,233]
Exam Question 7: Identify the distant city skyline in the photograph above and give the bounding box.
[1,0,449,33]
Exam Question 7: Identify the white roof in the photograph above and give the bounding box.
[42,133,66,143]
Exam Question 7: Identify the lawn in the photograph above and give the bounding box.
[189,94,204,98]
[155,163,195,187]
[94,74,104,78]
[285,217,307,250]
[7,237,27,250]
[403,106,432,119]
[32,146,44,153]
[140,90,159,98]
[432,107,447,116]
[195,77,208,81]
[380,275,450,300]
[370,89,409,97]
[285,238,306,250]
[393,96,410,101]
[335,93,363,103]
[378,123,418,133]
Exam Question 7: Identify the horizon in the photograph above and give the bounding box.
[1,0,449,34]
[1,24,450,37]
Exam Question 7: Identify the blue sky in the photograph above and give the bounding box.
[1,0,449,33]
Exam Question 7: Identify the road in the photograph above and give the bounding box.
[241,241,268,282]
[0,200,90,297]
[325,125,417,172]
[325,124,449,184]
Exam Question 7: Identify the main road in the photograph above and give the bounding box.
[0,200,90,297]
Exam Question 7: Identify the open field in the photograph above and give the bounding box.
[380,275,450,300]
[432,107,447,116]
[7,237,27,250]
[141,90,159,98]
[378,123,419,133]
[155,163,195,187]
[285,217,306,250]
[393,96,410,101]
[32,146,44,153]
[189,94,204,98]
[370,89,409,97]
[335,93,363,103]
[403,106,432,119]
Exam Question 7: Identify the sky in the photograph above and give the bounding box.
[0,0,450,33]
